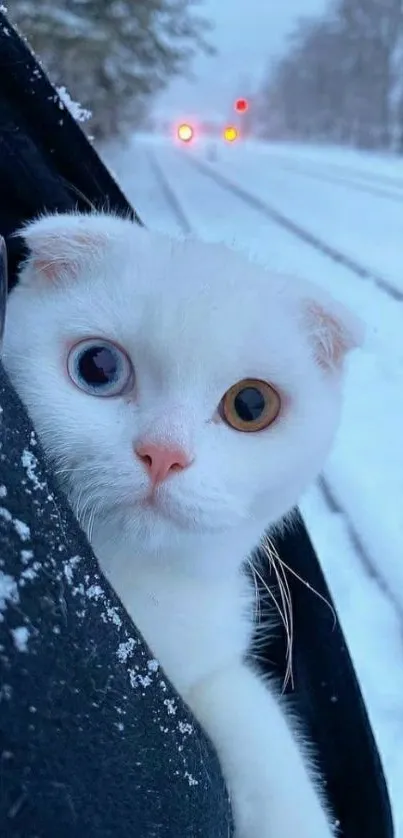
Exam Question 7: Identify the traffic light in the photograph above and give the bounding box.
[234,98,249,113]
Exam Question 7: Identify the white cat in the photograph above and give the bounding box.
[2,211,363,837]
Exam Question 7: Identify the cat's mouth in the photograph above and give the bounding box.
[141,493,159,511]
[133,485,242,534]
[139,489,180,523]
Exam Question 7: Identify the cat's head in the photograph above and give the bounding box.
[3,212,363,566]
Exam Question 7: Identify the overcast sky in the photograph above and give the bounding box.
[155,0,328,120]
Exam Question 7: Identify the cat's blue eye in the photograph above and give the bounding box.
[67,338,134,397]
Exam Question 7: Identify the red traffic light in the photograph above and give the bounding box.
[234,98,249,113]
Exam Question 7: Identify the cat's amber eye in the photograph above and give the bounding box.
[221,378,281,433]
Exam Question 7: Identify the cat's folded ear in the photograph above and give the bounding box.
[303,295,365,372]
[14,211,132,286]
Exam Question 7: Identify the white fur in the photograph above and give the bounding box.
[2,212,363,837]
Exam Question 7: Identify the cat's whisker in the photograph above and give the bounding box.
[72,485,84,521]
[247,560,262,624]
[248,555,294,692]
[75,491,96,532]
[55,465,85,475]
[62,179,98,213]
[54,463,102,476]
[265,533,336,629]
[258,531,337,690]
[259,537,295,691]
[276,571,294,692]
[87,501,101,543]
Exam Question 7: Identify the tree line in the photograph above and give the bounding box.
[8,0,213,139]
[258,0,403,152]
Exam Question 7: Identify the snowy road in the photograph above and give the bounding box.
[103,134,403,834]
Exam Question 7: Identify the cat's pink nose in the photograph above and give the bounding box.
[135,442,191,485]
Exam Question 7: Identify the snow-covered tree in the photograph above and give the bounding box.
[258,0,403,152]
[8,0,214,138]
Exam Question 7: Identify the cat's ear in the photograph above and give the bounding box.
[15,212,117,285]
[303,297,364,372]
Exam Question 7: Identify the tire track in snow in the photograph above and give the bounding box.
[278,153,403,191]
[148,150,192,235]
[147,146,403,633]
[181,153,403,303]
[318,476,403,630]
[254,155,403,205]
